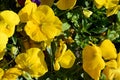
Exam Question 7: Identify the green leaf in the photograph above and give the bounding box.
[62,22,71,31]
[100,73,106,80]
[107,30,119,40]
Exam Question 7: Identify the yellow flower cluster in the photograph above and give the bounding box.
[0,0,77,79]
[0,10,20,60]
[82,39,120,80]
[94,0,120,16]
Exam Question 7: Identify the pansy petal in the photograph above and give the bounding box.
[24,21,47,42]
[31,5,55,24]
[60,49,76,68]
[106,60,117,69]
[56,0,77,10]
[0,21,16,37]
[0,10,20,37]
[82,43,105,80]
[100,39,117,60]
[94,0,106,9]
[0,10,20,26]
[18,1,37,22]
[41,17,62,39]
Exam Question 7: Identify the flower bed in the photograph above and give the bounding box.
[0,0,120,80]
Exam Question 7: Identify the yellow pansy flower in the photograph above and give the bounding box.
[103,53,120,80]
[0,32,8,60]
[56,0,77,10]
[82,42,105,80]
[24,5,62,42]
[0,10,20,37]
[54,40,76,71]
[15,48,48,78]
[2,67,22,80]
[100,39,117,60]
[18,0,37,22]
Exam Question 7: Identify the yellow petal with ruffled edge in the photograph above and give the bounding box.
[0,10,20,37]
[82,43,105,80]
[100,39,117,60]
[24,21,48,42]
[18,1,37,22]
[0,10,20,26]
[106,60,117,69]
[56,0,77,10]
[31,5,55,24]
[41,16,62,39]
[41,0,54,7]
[15,48,48,78]
[94,0,106,9]
[60,49,76,68]
[0,21,15,38]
